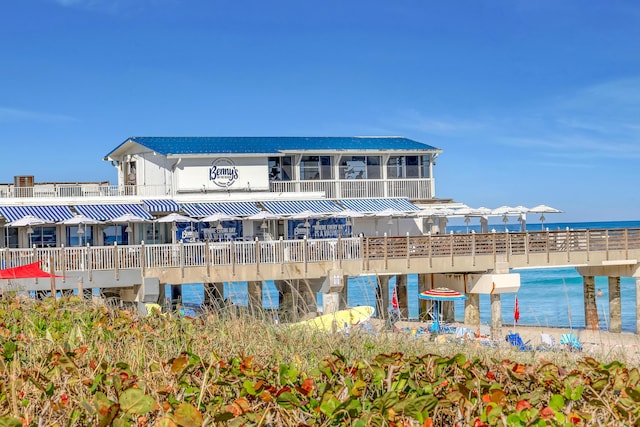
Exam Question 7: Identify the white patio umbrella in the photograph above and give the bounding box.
[373,208,408,218]
[155,213,195,243]
[60,215,102,246]
[528,204,563,230]
[6,215,52,227]
[247,211,281,240]
[109,213,149,244]
[287,210,325,220]
[5,215,53,247]
[199,212,240,223]
[334,209,366,237]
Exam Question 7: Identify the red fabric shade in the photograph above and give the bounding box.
[0,261,64,279]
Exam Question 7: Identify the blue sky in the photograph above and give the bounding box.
[1,0,639,222]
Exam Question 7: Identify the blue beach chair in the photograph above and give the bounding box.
[506,333,533,351]
[560,332,582,351]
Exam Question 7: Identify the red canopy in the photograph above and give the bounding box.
[0,261,64,279]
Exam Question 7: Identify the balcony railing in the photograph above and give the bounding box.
[0,178,433,200]
[269,178,433,200]
[0,184,173,199]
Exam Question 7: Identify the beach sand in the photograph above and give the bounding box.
[389,320,640,365]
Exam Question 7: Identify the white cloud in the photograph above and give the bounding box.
[390,76,640,162]
[0,107,76,124]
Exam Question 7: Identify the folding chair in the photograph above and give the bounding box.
[537,333,556,351]
[506,332,532,351]
[560,332,582,351]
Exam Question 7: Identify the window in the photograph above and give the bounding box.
[300,156,332,180]
[387,156,429,179]
[28,226,57,248]
[339,156,381,179]
[67,226,94,246]
[268,156,292,181]
[103,225,128,245]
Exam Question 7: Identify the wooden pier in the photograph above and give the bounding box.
[2,227,640,332]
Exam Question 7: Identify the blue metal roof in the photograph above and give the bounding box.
[106,136,439,157]
[261,200,342,215]
[74,204,153,221]
[181,202,260,217]
[337,198,420,213]
[0,205,75,223]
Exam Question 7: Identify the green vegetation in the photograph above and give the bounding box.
[0,296,639,426]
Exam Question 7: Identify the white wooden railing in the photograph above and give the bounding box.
[1,229,639,274]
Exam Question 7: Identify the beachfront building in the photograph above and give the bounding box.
[0,136,447,249]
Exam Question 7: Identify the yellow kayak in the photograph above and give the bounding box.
[291,306,375,332]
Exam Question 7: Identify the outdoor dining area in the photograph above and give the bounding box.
[0,201,564,250]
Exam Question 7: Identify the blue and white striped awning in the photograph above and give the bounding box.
[181,202,260,218]
[261,200,343,215]
[0,205,75,223]
[142,199,181,213]
[74,204,153,221]
[337,198,420,213]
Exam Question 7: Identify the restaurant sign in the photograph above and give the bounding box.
[209,158,239,188]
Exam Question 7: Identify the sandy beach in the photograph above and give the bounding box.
[390,320,640,365]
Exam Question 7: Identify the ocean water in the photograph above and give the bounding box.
[179,220,640,332]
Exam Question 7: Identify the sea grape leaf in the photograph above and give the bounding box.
[276,391,300,410]
[549,394,565,411]
[174,402,203,427]
[119,388,155,415]
[0,416,23,427]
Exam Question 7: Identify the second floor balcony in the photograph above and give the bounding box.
[0,178,433,201]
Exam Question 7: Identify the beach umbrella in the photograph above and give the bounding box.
[418,287,468,333]
[514,295,520,326]
[528,204,563,230]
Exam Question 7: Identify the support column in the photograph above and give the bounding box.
[275,280,294,321]
[465,293,480,326]
[397,274,409,320]
[583,275,599,330]
[442,301,455,323]
[417,273,431,321]
[375,275,390,320]
[636,277,640,335]
[203,283,224,310]
[339,275,349,310]
[299,280,317,314]
[490,294,502,337]
[158,284,166,310]
[247,281,263,313]
[170,285,182,311]
[608,277,621,333]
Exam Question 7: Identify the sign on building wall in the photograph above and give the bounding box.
[209,158,239,188]
[288,218,349,239]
